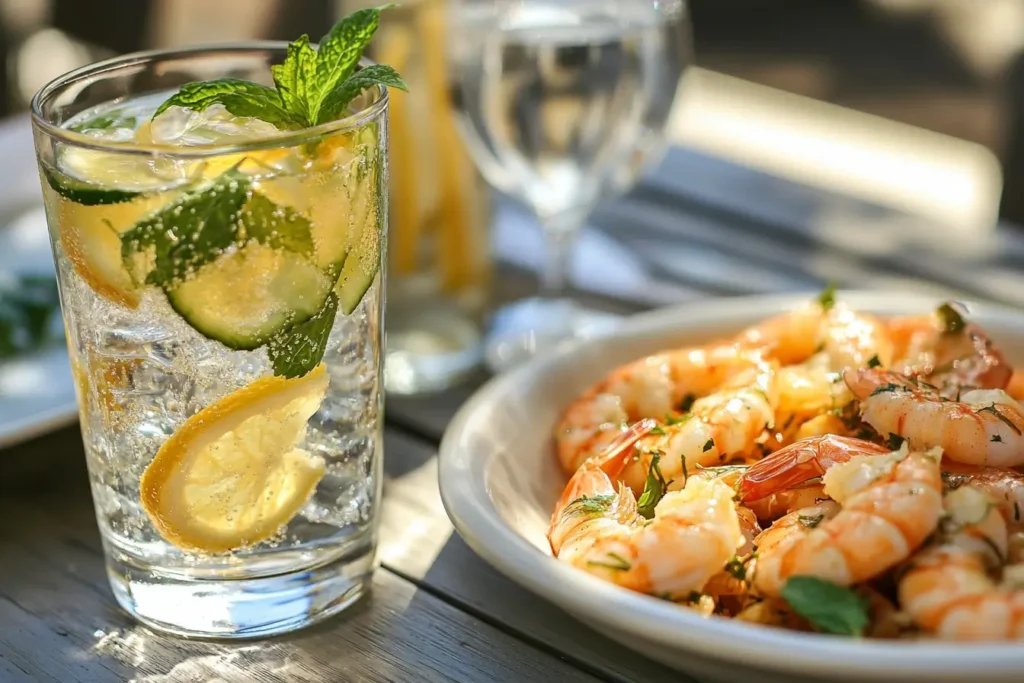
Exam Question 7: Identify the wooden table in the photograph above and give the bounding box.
[4,145,1024,683]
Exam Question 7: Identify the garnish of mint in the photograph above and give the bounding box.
[780,576,869,636]
[153,5,407,129]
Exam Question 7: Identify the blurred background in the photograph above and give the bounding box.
[0,0,1018,222]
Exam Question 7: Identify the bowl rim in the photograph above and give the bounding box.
[438,291,1024,678]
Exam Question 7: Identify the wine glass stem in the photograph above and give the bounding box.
[539,209,585,299]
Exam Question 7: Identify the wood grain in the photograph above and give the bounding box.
[0,446,604,683]
[380,429,687,683]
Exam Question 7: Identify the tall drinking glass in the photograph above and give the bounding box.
[31,46,388,637]
[448,0,691,369]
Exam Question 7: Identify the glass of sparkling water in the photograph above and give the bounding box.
[31,46,387,637]
[448,0,691,370]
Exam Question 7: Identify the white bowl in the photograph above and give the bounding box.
[438,292,1024,683]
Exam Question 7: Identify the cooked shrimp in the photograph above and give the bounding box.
[548,433,744,599]
[599,365,777,493]
[888,303,1012,397]
[845,368,1024,467]
[1007,370,1024,401]
[737,435,889,504]
[735,298,893,370]
[744,484,829,524]
[555,345,771,476]
[941,461,1024,529]
[751,446,944,597]
[897,485,1024,640]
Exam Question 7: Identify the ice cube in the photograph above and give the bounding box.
[150,104,280,147]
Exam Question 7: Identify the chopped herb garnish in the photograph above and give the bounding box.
[977,405,1022,435]
[648,425,666,436]
[798,513,824,528]
[870,382,900,397]
[703,438,715,453]
[941,472,970,491]
[885,433,905,450]
[992,434,1004,443]
[636,454,669,519]
[725,556,748,580]
[679,393,696,412]
[936,302,966,334]
[565,494,616,516]
[680,454,689,483]
[685,591,705,605]
[666,412,692,426]
[780,576,869,637]
[586,552,631,572]
[866,355,881,369]
[817,282,837,311]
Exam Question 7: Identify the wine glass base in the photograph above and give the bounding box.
[483,297,620,373]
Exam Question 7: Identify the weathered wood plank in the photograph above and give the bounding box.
[380,429,689,683]
[0,440,604,683]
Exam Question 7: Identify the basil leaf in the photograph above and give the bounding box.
[271,34,318,126]
[818,282,837,311]
[780,576,869,636]
[317,64,408,125]
[267,293,338,378]
[152,79,300,130]
[120,171,251,286]
[308,5,392,121]
[242,192,315,256]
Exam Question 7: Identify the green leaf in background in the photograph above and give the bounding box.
[242,192,316,256]
[780,576,869,636]
[152,79,301,130]
[271,34,318,126]
[119,171,251,286]
[267,293,339,378]
[0,275,60,360]
[43,166,140,206]
[317,64,407,125]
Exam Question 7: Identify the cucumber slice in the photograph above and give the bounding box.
[43,166,140,206]
[335,153,382,315]
[166,242,333,350]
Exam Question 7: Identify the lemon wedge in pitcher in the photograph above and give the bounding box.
[140,365,328,554]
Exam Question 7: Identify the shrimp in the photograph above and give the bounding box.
[897,485,1024,640]
[737,435,888,504]
[548,434,744,599]
[555,345,771,476]
[845,368,1024,467]
[751,446,944,597]
[617,365,777,493]
[735,298,893,370]
[887,303,1012,397]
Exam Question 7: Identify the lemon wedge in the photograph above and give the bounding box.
[140,365,329,553]
[58,199,143,308]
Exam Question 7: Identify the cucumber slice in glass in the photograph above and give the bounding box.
[166,241,333,350]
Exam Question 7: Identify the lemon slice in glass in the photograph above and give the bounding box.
[140,365,329,554]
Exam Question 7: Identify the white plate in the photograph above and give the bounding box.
[0,116,78,449]
[438,291,1024,683]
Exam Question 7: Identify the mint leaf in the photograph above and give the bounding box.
[152,79,300,130]
[69,113,137,133]
[780,576,869,636]
[267,292,338,378]
[307,5,392,121]
[271,34,318,126]
[242,192,315,256]
[317,64,407,124]
[42,165,140,206]
[120,171,251,286]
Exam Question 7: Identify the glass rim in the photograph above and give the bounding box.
[30,41,389,159]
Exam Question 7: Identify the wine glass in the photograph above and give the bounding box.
[447,0,691,370]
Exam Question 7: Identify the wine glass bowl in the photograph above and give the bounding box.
[447,0,692,370]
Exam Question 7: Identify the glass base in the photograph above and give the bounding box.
[385,303,483,395]
[106,539,376,639]
[484,298,621,373]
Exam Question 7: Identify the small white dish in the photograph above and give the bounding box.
[438,291,1024,683]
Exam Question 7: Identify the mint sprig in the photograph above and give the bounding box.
[780,576,870,636]
[153,5,406,130]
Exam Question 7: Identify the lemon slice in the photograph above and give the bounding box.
[140,365,329,553]
[57,199,147,308]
